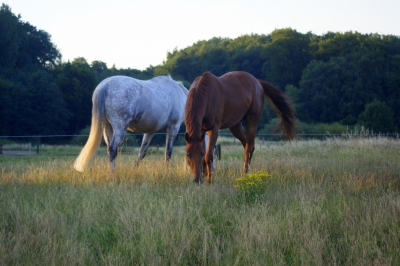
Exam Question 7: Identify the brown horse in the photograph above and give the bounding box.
[184,71,296,183]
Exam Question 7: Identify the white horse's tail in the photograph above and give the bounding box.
[73,85,107,172]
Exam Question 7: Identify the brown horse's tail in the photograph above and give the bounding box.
[258,80,296,141]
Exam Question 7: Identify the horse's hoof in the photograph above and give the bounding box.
[193,179,203,185]
[208,179,214,184]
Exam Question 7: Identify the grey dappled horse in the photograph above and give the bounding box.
[74,75,188,172]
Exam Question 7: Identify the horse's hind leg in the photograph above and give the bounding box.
[243,115,259,173]
[136,133,155,165]
[103,119,115,172]
[108,128,126,169]
[165,124,180,162]
[103,120,119,181]
[103,119,113,151]
[229,123,247,148]
[229,123,248,172]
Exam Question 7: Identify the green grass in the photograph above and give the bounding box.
[1,136,400,265]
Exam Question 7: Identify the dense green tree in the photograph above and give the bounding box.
[164,37,231,82]
[298,58,348,123]
[91,60,109,82]
[0,68,69,136]
[310,31,382,62]
[90,60,154,84]
[18,22,61,68]
[227,34,270,78]
[358,100,395,133]
[261,28,313,89]
[0,4,60,70]
[385,54,400,127]
[0,4,20,69]
[111,67,154,81]
[0,78,15,135]
[55,58,96,135]
[0,4,68,137]
[18,68,69,135]
[299,55,373,124]
[298,44,400,127]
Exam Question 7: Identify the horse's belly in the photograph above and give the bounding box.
[127,121,164,133]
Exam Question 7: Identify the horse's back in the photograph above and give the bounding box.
[193,71,262,102]
[219,72,262,95]
[219,71,263,105]
[220,71,264,107]
[99,75,185,107]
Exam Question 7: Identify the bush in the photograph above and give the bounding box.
[235,172,271,202]
[358,100,396,133]
[258,119,351,138]
[70,126,91,145]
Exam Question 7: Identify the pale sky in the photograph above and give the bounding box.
[5,0,400,70]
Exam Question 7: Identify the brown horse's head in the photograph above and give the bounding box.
[184,132,206,183]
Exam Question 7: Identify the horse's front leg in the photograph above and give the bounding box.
[202,158,207,179]
[204,129,219,183]
[136,133,155,166]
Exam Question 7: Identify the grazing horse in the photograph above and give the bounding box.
[74,75,188,172]
[184,71,296,183]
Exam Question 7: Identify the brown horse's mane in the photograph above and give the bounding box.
[185,72,214,141]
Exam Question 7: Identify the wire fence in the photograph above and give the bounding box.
[0,132,399,140]
[0,132,399,157]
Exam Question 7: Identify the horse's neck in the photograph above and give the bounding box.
[186,89,207,138]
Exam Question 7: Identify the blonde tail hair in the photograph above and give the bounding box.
[73,86,106,172]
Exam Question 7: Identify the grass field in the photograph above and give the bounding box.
[1,136,400,265]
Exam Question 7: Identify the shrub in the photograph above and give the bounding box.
[234,172,271,202]
[358,100,396,133]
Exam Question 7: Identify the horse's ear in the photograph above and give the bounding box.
[184,132,191,142]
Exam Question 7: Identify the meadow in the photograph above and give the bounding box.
[0,135,400,265]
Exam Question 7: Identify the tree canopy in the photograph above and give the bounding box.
[1,3,400,141]
[0,4,67,136]
[159,29,400,132]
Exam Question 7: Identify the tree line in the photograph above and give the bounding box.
[154,29,400,133]
[1,3,399,144]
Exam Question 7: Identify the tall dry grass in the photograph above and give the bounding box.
[1,136,400,265]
